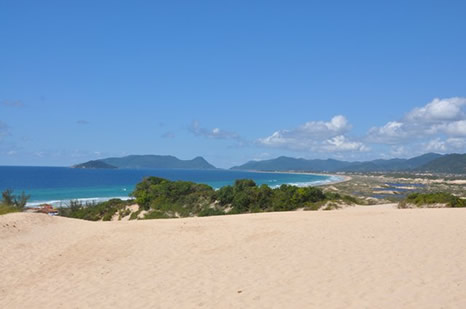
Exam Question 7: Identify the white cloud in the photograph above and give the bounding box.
[300,115,351,137]
[390,146,409,157]
[439,120,466,136]
[367,97,466,149]
[323,135,369,152]
[367,121,407,144]
[406,97,466,122]
[425,137,466,152]
[190,120,243,142]
[258,115,366,153]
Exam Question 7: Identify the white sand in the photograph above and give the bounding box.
[1,205,466,308]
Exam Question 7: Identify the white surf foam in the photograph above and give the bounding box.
[27,196,134,207]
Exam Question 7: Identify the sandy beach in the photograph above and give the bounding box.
[1,205,466,308]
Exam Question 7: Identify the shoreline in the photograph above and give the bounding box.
[25,170,347,207]
[235,169,352,186]
[26,196,135,207]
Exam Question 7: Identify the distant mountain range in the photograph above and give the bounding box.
[417,154,466,174]
[73,155,216,170]
[231,153,466,174]
[74,153,466,174]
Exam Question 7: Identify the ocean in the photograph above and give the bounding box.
[0,166,340,206]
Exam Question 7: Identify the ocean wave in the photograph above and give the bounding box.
[25,176,343,206]
[27,196,134,207]
[271,176,344,188]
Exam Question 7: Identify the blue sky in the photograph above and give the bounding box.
[1,0,465,168]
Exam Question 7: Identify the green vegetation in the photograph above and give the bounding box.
[399,192,466,208]
[58,198,135,221]
[0,204,18,215]
[73,160,117,169]
[132,177,217,218]
[231,153,444,173]
[56,177,361,221]
[131,177,359,219]
[417,154,466,174]
[0,189,31,215]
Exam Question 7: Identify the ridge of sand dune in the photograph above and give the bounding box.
[1,205,466,308]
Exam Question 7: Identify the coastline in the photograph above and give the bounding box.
[23,170,346,207]
[235,169,352,186]
[26,196,135,208]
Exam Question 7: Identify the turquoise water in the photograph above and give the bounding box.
[0,166,340,206]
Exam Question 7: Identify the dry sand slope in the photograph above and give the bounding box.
[1,205,466,309]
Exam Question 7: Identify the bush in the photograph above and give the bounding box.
[58,198,134,221]
[143,210,171,219]
[57,177,362,221]
[399,192,466,208]
[0,204,18,215]
[131,177,216,217]
[1,189,31,212]
[198,208,225,217]
[129,210,141,220]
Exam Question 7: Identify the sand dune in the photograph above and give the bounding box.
[1,205,466,308]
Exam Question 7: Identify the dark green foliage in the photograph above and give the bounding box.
[324,192,360,204]
[2,189,14,205]
[129,210,141,220]
[0,204,18,215]
[143,210,171,219]
[215,185,234,205]
[0,189,31,213]
[399,192,466,208]
[417,154,466,174]
[14,192,31,211]
[58,177,361,221]
[198,208,226,217]
[214,180,338,213]
[73,160,117,169]
[231,153,443,172]
[58,198,134,221]
[132,177,340,218]
[132,177,215,217]
[256,184,273,210]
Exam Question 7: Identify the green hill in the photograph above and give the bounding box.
[73,160,117,169]
[74,155,216,169]
[231,156,353,172]
[231,153,443,172]
[417,154,466,174]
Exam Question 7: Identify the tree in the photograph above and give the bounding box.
[1,189,14,206]
[14,192,31,211]
[257,184,273,210]
[1,189,30,211]
[234,179,257,192]
[215,186,234,205]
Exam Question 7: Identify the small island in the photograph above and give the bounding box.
[72,155,216,169]
[72,160,117,169]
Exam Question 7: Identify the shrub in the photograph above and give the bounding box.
[58,198,134,221]
[0,204,18,215]
[399,192,466,208]
[57,177,362,221]
[1,189,31,212]
[198,208,225,217]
